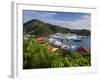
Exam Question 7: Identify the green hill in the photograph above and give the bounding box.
[23,19,90,36]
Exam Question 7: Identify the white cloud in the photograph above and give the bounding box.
[32,11,57,19]
[23,11,57,23]
[66,15,91,30]
[40,14,91,30]
[24,10,91,30]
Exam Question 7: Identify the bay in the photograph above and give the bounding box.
[65,37,91,51]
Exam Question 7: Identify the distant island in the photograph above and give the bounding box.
[23,19,90,37]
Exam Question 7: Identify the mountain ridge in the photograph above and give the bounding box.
[23,19,90,36]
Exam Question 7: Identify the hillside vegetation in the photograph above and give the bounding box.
[23,38,91,69]
[23,19,90,36]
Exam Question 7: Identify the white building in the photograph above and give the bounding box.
[65,33,78,40]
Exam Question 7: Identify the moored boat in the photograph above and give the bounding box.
[73,39,82,42]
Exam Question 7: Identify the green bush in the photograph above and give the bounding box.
[23,37,91,69]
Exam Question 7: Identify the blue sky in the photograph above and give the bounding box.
[23,10,91,30]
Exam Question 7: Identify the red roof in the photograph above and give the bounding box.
[76,47,89,54]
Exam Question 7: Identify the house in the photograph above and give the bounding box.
[36,37,45,44]
[23,34,31,40]
[76,47,90,55]
[48,45,58,52]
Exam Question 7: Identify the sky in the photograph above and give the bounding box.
[23,10,91,30]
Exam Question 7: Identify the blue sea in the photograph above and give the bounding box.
[64,37,91,51]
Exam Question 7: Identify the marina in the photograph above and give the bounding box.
[48,33,90,52]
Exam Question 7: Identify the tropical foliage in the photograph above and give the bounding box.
[23,38,91,69]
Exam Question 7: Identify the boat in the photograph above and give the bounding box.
[72,35,82,42]
[61,44,77,51]
[73,39,82,42]
[66,33,78,40]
